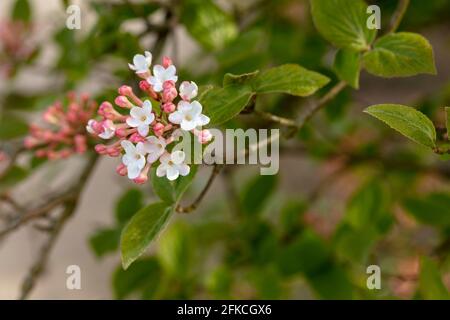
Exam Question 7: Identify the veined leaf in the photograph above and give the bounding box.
[364,104,436,148]
[120,202,174,269]
[310,0,377,51]
[334,49,361,89]
[252,64,330,96]
[363,32,436,78]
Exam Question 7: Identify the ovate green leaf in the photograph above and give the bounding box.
[252,64,330,96]
[310,0,377,51]
[364,104,436,148]
[120,202,173,269]
[363,32,436,78]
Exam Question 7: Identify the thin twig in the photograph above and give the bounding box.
[297,81,347,130]
[388,0,410,34]
[176,164,223,214]
[254,109,298,128]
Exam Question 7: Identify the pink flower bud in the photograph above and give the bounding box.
[95,144,108,155]
[139,80,158,100]
[198,129,213,144]
[98,102,114,119]
[115,127,128,138]
[116,163,127,176]
[107,147,121,157]
[74,135,87,154]
[133,174,148,185]
[118,85,133,96]
[162,56,172,68]
[162,102,176,113]
[115,96,133,108]
[153,122,165,136]
[129,132,146,143]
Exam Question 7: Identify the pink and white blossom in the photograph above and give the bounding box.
[126,100,155,137]
[168,100,210,131]
[156,151,190,181]
[147,65,178,92]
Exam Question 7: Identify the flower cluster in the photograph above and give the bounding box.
[87,51,213,183]
[24,93,97,160]
[0,20,35,78]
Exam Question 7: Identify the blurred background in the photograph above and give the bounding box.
[1,0,450,299]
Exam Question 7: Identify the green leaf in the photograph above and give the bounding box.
[364,104,437,149]
[151,165,198,204]
[0,115,29,140]
[277,230,330,276]
[180,0,237,51]
[151,169,175,204]
[310,0,376,51]
[307,264,354,299]
[241,174,277,217]
[112,258,161,299]
[403,193,450,228]
[363,32,436,78]
[445,107,450,139]
[157,222,194,278]
[89,228,120,258]
[419,257,449,300]
[12,0,31,22]
[201,85,255,126]
[334,49,361,89]
[120,202,174,269]
[223,71,260,87]
[0,165,28,190]
[115,189,144,224]
[252,64,330,96]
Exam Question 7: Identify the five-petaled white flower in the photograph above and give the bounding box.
[147,64,178,92]
[156,150,190,181]
[168,100,210,131]
[140,136,166,163]
[126,100,155,137]
[128,51,152,74]
[121,140,147,179]
[179,81,198,101]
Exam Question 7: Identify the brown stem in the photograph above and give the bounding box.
[176,164,223,214]
[388,0,410,34]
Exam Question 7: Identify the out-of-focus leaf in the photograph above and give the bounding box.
[241,174,277,217]
[363,33,436,78]
[157,222,194,279]
[89,228,120,258]
[334,49,361,89]
[277,230,330,276]
[0,115,28,140]
[310,0,376,51]
[365,104,436,149]
[121,202,174,269]
[115,189,144,224]
[403,193,450,228]
[418,257,449,300]
[206,267,233,299]
[279,200,307,236]
[0,165,28,189]
[307,264,354,299]
[12,0,31,22]
[248,266,283,299]
[252,64,330,97]
[112,258,161,299]
[180,0,237,51]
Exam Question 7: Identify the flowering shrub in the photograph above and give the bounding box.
[2,0,450,301]
[87,53,212,184]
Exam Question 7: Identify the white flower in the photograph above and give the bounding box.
[147,64,178,92]
[128,51,152,74]
[121,140,147,179]
[126,100,155,137]
[86,119,96,135]
[156,150,190,181]
[168,100,210,131]
[179,81,198,101]
[140,136,166,163]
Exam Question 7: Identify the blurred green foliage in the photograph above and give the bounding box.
[2,0,450,300]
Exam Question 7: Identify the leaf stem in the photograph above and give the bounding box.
[389,0,410,34]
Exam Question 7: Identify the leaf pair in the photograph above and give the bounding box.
[311,0,436,88]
